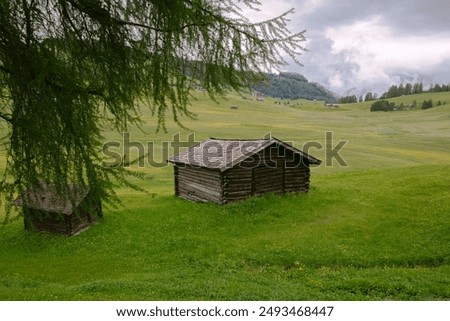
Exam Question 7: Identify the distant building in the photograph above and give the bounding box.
[324,103,339,108]
[252,90,265,101]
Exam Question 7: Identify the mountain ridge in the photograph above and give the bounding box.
[251,72,339,102]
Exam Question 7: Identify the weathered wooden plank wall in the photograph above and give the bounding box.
[23,193,101,236]
[223,167,252,202]
[176,166,223,203]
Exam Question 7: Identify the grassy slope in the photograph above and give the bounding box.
[0,92,449,300]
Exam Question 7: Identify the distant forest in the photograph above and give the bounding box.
[251,72,338,102]
[379,82,450,99]
[370,98,446,112]
[339,82,450,104]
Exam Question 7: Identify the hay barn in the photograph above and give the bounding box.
[167,137,321,204]
[14,183,102,236]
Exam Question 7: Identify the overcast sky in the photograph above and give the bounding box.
[247,0,450,96]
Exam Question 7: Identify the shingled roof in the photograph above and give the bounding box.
[14,183,90,215]
[167,137,321,171]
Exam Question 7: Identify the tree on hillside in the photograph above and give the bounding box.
[380,81,450,99]
[250,72,338,102]
[338,95,357,104]
[0,0,306,221]
[364,92,375,101]
[404,83,412,95]
[370,100,396,112]
[412,82,424,94]
[422,99,433,110]
[382,84,401,99]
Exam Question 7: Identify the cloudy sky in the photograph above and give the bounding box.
[247,0,450,96]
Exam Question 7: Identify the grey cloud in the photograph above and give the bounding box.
[289,0,450,34]
[381,0,450,35]
[257,0,450,95]
[290,35,361,93]
[386,60,450,87]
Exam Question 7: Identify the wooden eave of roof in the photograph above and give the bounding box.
[13,183,90,215]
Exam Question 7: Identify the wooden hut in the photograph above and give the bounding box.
[167,137,321,204]
[14,183,102,236]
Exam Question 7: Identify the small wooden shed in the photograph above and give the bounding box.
[167,137,321,204]
[14,183,102,236]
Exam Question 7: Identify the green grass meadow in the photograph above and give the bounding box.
[0,92,449,300]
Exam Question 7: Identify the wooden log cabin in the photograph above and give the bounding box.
[167,137,321,204]
[14,183,102,236]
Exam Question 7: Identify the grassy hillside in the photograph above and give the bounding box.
[0,91,449,300]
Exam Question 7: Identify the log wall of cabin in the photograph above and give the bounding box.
[284,151,311,193]
[24,208,71,235]
[24,201,99,236]
[68,210,93,236]
[223,144,311,203]
[222,167,253,203]
[173,144,313,204]
[175,165,223,203]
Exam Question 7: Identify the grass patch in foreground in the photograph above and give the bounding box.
[0,165,449,300]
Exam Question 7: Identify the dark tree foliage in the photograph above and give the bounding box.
[0,0,306,221]
[370,100,396,112]
[421,99,433,110]
[380,82,450,99]
[429,84,450,92]
[364,92,377,101]
[338,95,358,104]
[277,72,308,83]
[251,72,338,102]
